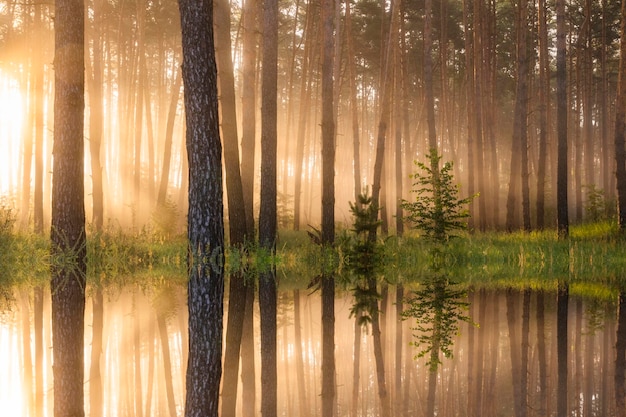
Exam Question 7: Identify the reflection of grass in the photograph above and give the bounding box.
[1,218,625,297]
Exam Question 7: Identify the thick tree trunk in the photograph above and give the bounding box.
[259,0,279,414]
[50,0,87,414]
[178,0,225,415]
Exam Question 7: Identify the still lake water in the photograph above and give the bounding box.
[0,282,622,416]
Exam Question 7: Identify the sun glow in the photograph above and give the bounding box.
[0,69,25,198]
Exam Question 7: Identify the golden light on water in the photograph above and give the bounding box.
[0,69,25,197]
[0,322,25,416]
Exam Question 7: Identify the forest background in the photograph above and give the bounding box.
[1,0,624,234]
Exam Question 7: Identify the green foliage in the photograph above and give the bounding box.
[344,193,385,325]
[401,149,475,242]
[584,185,611,223]
[402,273,471,372]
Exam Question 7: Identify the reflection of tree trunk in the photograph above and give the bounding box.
[90,287,104,417]
[351,311,362,417]
[506,288,523,417]
[557,281,569,417]
[144,316,155,417]
[602,302,612,416]
[395,285,403,413]
[467,289,475,417]
[520,289,530,417]
[241,282,256,417]
[473,289,486,417]
[156,310,176,417]
[485,291,499,417]
[615,289,626,417]
[574,298,583,414]
[19,290,33,415]
[34,286,44,417]
[132,295,143,417]
[294,290,309,417]
[584,307,595,417]
[221,271,247,417]
[536,290,547,416]
[369,277,391,417]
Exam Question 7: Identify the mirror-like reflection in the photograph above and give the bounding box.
[0,283,623,417]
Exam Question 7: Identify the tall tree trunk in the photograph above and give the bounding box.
[351,312,362,417]
[178,0,225,414]
[133,0,146,225]
[615,0,626,232]
[293,1,315,230]
[556,0,570,237]
[86,0,105,232]
[259,0,279,414]
[51,0,87,415]
[536,0,549,229]
[506,0,530,231]
[240,0,258,235]
[214,0,251,413]
[320,0,336,415]
[345,0,361,206]
[473,0,487,231]
[156,70,182,207]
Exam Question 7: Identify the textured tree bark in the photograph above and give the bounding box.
[178,0,225,415]
[556,0,569,237]
[259,0,278,414]
[51,0,87,414]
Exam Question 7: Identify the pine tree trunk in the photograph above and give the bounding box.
[556,0,569,237]
[259,0,279,414]
[50,0,87,413]
[178,0,225,415]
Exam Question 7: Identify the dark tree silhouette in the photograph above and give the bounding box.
[177,0,225,415]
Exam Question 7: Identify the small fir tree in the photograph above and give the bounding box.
[401,149,475,241]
